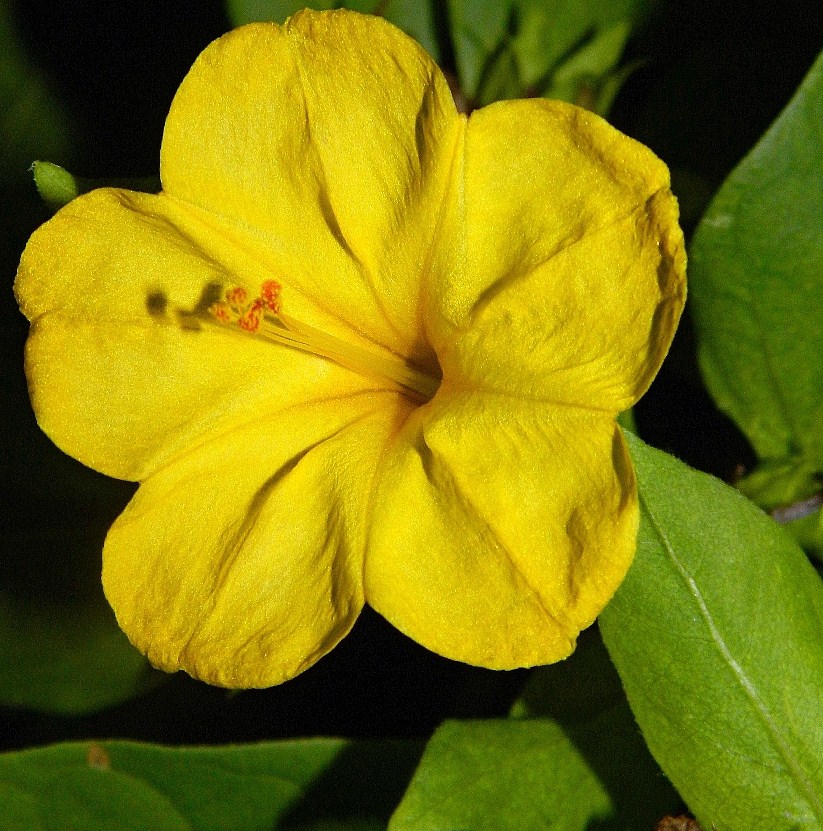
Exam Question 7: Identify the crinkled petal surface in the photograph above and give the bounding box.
[366,394,638,668]
[18,179,418,686]
[14,9,458,683]
[365,97,684,668]
[160,10,461,366]
[15,8,687,685]
[16,188,396,482]
[104,399,405,687]
[427,98,686,411]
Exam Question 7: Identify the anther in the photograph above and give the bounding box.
[238,299,263,332]
[261,280,281,312]
[206,281,440,403]
[225,286,248,308]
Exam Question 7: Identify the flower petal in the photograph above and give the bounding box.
[160,10,461,362]
[103,401,406,687]
[428,99,686,411]
[365,392,638,668]
[16,188,395,481]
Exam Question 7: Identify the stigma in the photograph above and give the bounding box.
[207,281,439,403]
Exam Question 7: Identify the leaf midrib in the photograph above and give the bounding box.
[640,489,823,826]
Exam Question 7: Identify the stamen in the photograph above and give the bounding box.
[210,303,232,324]
[225,286,248,307]
[207,282,440,403]
[260,280,281,312]
[238,299,264,332]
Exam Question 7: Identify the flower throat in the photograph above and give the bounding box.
[207,281,439,403]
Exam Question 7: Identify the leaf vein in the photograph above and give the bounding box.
[640,489,823,825]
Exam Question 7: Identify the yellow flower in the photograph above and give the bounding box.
[14,9,686,687]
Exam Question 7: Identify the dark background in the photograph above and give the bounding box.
[2,0,822,751]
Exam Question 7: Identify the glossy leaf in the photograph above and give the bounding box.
[0,738,423,831]
[689,48,823,467]
[600,432,823,830]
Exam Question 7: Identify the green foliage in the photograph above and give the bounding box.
[0,589,155,715]
[448,0,648,109]
[0,738,423,830]
[388,719,614,831]
[600,432,823,830]
[389,630,681,831]
[509,630,682,824]
[31,161,80,209]
[689,47,823,555]
[388,631,681,830]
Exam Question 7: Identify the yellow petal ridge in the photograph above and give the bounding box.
[428,97,686,412]
[14,8,686,686]
[366,394,638,668]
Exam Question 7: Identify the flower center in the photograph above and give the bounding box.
[207,281,440,403]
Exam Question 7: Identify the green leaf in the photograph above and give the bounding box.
[224,1,442,63]
[542,21,633,115]
[448,0,649,106]
[389,642,682,831]
[0,738,423,831]
[736,459,823,562]
[616,407,637,434]
[0,591,155,716]
[510,630,684,826]
[0,504,163,714]
[600,432,823,830]
[388,719,613,831]
[225,0,334,26]
[782,508,823,563]
[446,0,508,99]
[689,47,823,468]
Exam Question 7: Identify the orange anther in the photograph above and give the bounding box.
[226,286,248,307]
[210,302,232,323]
[261,280,281,312]
[239,298,263,332]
